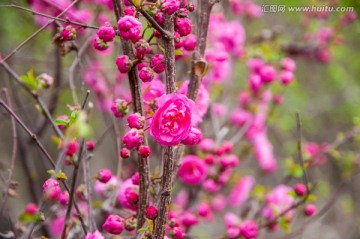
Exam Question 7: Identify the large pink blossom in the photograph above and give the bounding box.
[178,155,207,185]
[117,16,142,43]
[229,176,255,207]
[251,131,277,173]
[142,77,166,103]
[150,93,195,146]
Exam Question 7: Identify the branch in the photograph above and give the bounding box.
[296,112,310,193]
[0,89,18,218]
[111,0,151,231]
[0,4,99,29]
[0,0,81,63]
[153,13,176,239]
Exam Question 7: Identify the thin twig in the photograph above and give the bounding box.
[0,4,99,29]
[296,112,310,193]
[0,89,18,218]
[0,0,81,63]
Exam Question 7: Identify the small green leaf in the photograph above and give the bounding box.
[56,171,67,180]
[306,194,317,202]
[70,110,80,124]
[21,70,38,91]
[174,49,183,56]
[55,119,68,126]
[279,217,291,233]
[158,45,165,53]
[137,227,149,233]
[47,170,55,175]
[78,123,92,139]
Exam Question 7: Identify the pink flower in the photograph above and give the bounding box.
[229,176,255,207]
[239,220,258,239]
[181,212,198,227]
[102,215,124,234]
[94,176,119,198]
[150,93,194,146]
[150,54,165,73]
[247,58,264,73]
[230,109,252,127]
[294,183,307,196]
[118,178,139,211]
[142,77,166,103]
[66,140,78,156]
[127,113,145,129]
[120,148,130,158]
[116,55,133,73]
[224,212,240,228]
[181,127,203,145]
[155,11,164,26]
[197,202,211,217]
[135,39,150,59]
[138,145,151,157]
[117,16,142,43]
[93,36,109,51]
[111,99,129,118]
[25,203,38,215]
[56,115,69,131]
[131,172,139,185]
[262,185,295,220]
[122,129,144,149]
[213,103,227,116]
[178,155,207,185]
[249,74,262,93]
[97,24,115,42]
[139,67,155,82]
[86,140,95,151]
[175,17,192,36]
[251,131,277,173]
[97,168,112,183]
[145,205,158,219]
[281,57,296,72]
[260,65,277,83]
[162,0,180,15]
[43,178,61,201]
[211,194,227,212]
[220,154,239,168]
[279,70,294,85]
[199,138,215,151]
[183,34,197,51]
[304,204,316,216]
[61,25,76,41]
[59,191,69,205]
[85,230,104,239]
[50,215,65,237]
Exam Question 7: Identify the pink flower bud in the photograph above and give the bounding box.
[97,168,112,183]
[181,127,203,145]
[155,11,164,26]
[183,34,196,51]
[145,205,158,220]
[162,0,180,15]
[227,227,240,238]
[66,140,78,156]
[229,176,255,208]
[181,212,198,227]
[249,74,262,93]
[187,2,195,11]
[117,16,142,43]
[124,216,137,231]
[102,215,124,235]
[37,73,54,89]
[93,36,109,51]
[116,55,133,73]
[280,57,296,72]
[56,115,69,131]
[139,67,155,82]
[120,148,130,158]
[280,70,294,85]
[203,179,221,193]
[247,58,264,73]
[220,154,239,168]
[172,227,185,239]
[222,141,234,153]
[304,204,316,216]
[124,6,136,16]
[294,183,307,196]
[59,191,69,206]
[131,172,139,185]
[61,25,76,41]
[85,230,104,239]
[138,145,151,157]
[43,178,61,201]
[175,17,192,36]
[135,39,150,59]
[125,188,139,205]
[150,54,165,73]
[239,220,258,239]
[200,138,215,151]
[197,202,211,217]
[111,99,129,118]
[127,113,145,129]
[123,129,144,149]
[260,65,277,83]
[137,61,147,70]
[273,94,283,105]
[25,203,38,215]
[97,24,116,43]
[86,140,95,151]
[230,109,252,127]
[204,154,215,165]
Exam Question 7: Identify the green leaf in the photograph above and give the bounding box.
[56,171,67,180]
[47,170,55,175]
[21,70,38,91]
[55,119,68,126]
[287,190,297,199]
[77,123,92,139]
[174,49,183,56]
[279,217,291,233]
[137,227,149,233]
[306,194,317,202]
[158,45,165,54]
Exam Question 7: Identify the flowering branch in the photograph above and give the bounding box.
[111,0,151,230]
